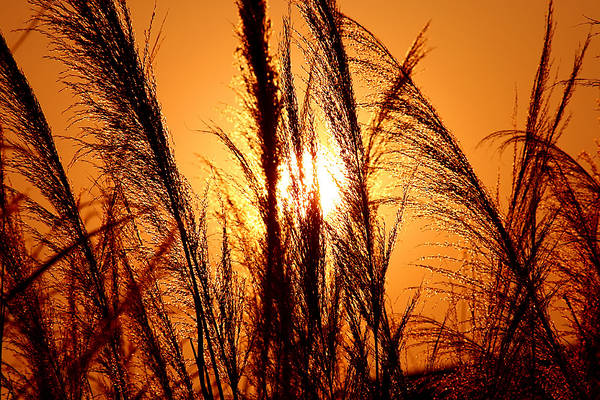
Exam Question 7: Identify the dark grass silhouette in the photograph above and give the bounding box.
[0,0,598,399]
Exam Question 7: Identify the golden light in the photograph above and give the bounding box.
[277,145,346,217]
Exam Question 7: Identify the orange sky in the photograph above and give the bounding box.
[2,1,598,187]
[1,0,600,312]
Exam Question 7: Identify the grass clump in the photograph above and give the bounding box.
[0,0,598,399]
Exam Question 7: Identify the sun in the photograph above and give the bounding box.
[277,145,346,217]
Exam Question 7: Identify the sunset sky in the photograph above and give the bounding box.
[1,2,600,391]
[1,0,600,306]
[2,1,599,183]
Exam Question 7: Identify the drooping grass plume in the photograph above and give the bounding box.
[27,0,223,397]
[360,2,592,398]
[0,25,135,399]
[295,2,434,398]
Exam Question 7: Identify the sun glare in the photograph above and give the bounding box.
[278,146,346,217]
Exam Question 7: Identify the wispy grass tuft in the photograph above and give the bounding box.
[0,0,598,399]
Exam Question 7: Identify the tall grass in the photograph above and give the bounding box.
[0,0,597,399]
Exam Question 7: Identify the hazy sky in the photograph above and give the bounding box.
[1,0,600,305]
